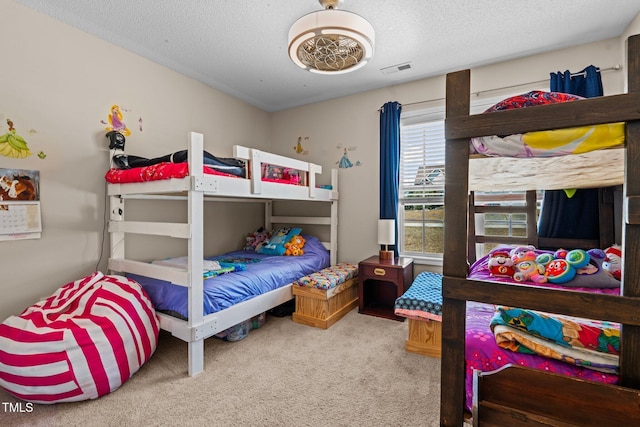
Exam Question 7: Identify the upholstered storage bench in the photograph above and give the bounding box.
[394,271,442,358]
[292,263,359,329]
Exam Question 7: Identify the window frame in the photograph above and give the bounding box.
[397,92,546,265]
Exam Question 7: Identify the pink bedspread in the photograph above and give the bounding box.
[464,302,619,411]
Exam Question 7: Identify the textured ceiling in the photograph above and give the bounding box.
[12,0,640,112]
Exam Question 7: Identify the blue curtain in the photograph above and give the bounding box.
[538,65,603,242]
[379,101,402,255]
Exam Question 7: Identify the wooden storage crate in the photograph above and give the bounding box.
[292,277,358,329]
[406,318,442,358]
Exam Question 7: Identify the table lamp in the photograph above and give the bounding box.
[378,219,395,260]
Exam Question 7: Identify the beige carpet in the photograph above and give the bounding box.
[0,308,442,427]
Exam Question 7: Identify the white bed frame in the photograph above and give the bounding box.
[107,131,339,376]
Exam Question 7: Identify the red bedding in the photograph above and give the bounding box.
[105,162,306,185]
[105,162,236,183]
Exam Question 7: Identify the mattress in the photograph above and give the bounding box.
[127,235,330,319]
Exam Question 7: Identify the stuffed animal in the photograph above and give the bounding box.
[602,244,622,280]
[244,227,271,251]
[511,250,546,283]
[509,245,537,264]
[284,235,306,256]
[538,249,590,284]
[487,250,515,278]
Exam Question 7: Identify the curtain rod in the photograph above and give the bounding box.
[386,64,622,110]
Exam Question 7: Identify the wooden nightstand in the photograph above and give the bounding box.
[358,256,414,321]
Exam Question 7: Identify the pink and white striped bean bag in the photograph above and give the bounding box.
[0,272,159,403]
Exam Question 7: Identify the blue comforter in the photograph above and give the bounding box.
[128,235,330,318]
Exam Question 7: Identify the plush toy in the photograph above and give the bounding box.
[509,245,537,264]
[244,227,271,251]
[538,249,590,284]
[602,244,622,280]
[511,250,546,283]
[284,235,306,256]
[488,250,515,278]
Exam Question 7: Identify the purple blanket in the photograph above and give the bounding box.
[128,235,330,319]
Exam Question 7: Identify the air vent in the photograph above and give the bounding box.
[380,62,412,75]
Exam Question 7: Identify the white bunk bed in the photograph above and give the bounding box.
[106,132,339,376]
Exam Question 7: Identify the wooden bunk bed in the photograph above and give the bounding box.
[440,34,640,426]
[106,131,339,377]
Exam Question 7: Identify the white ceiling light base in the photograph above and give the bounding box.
[288,0,375,75]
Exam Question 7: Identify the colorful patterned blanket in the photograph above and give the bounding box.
[293,263,358,290]
[490,306,619,373]
[394,272,442,322]
[152,256,259,279]
[469,91,624,158]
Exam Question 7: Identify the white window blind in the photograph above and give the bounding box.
[399,113,446,262]
[399,118,445,205]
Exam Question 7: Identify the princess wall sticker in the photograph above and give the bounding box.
[336,144,360,169]
[0,119,45,160]
[101,104,143,136]
[293,136,309,155]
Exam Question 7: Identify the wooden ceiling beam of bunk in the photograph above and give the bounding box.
[445,90,640,139]
[442,277,640,326]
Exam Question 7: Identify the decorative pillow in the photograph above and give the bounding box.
[257,227,302,255]
[483,91,583,112]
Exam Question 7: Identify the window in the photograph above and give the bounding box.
[399,110,445,264]
[471,191,543,259]
[398,93,546,264]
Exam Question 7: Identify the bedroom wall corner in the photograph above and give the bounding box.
[0,1,271,321]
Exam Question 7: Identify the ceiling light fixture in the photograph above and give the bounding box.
[288,0,375,75]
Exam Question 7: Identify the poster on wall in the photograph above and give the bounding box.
[0,168,42,241]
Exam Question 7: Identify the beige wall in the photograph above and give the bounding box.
[1,1,270,320]
[1,0,637,320]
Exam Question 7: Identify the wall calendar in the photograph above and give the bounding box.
[0,169,41,241]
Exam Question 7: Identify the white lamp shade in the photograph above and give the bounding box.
[288,8,375,74]
[377,219,395,245]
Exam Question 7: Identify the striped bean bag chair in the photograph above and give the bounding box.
[0,272,159,403]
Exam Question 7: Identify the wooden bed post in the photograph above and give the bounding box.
[441,69,471,427]
[330,169,339,265]
[187,131,205,376]
[619,33,640,389]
